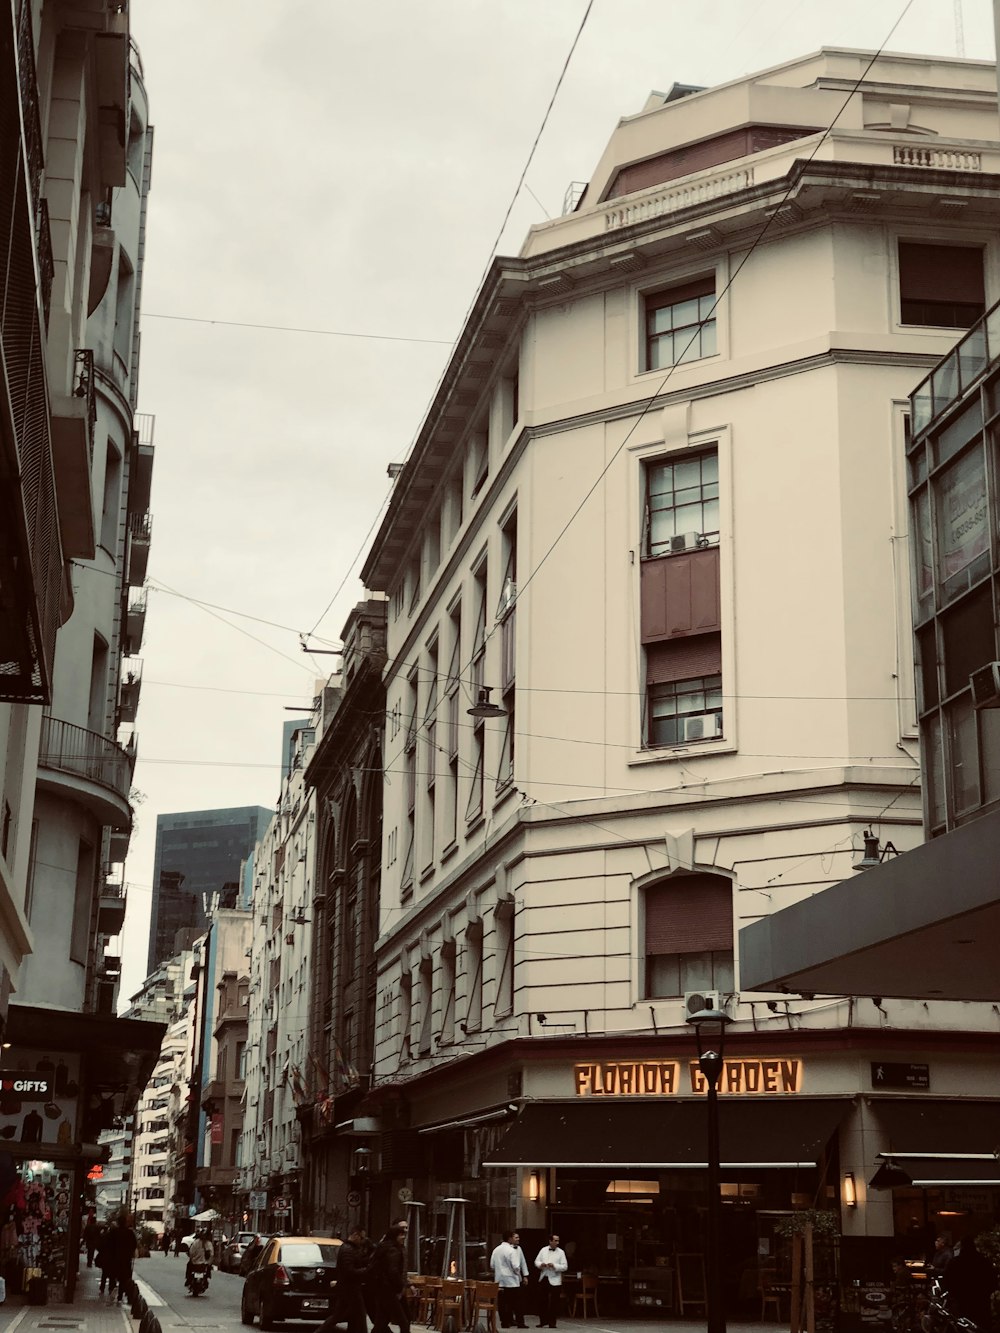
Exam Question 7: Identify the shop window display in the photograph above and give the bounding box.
[1,1161,73,1300]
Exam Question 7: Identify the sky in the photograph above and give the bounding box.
[118,0,997,1004]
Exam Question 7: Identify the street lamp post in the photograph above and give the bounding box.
[687,1006,732,1333]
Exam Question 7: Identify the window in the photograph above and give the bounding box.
[643,874,734,998]
[407,552,422,614]
[417,954,433,1056]
[898,242,985,329]
[70,839,94,965]
[645,277,716,371]
[439,937,456,1045]
[498,509,517,792]
[493,897,515,1018]
[100,442,121,551]
[402,671,418,894]
[645,451,719,554]
[422,642,438,872]
[443,602,461,847]
[465,916,483,1033]
[648,674,723,747]
[470,431,489,499]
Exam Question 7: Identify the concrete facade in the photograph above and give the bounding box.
[240,724,318,1234]
[350,48,1000,1278]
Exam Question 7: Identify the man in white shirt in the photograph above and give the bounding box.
[490,1231,528,1328]
[534,1236,568,1329]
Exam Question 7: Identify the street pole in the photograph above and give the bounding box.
[703,1052,724,1333]
[687,1007,731,1333]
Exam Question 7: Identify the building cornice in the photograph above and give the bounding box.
[362,152,1000,590]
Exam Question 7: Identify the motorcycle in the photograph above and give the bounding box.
[186,1263,211,1297]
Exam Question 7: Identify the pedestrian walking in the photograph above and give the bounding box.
[491,1232,528,1329]
[533,1236,568,1329]
[110,1213,137,1303]
[83,1214,101,1268]
[160,1228,172,1255]
[96,1227,114,1296]
[317,1227,369,1333]
[369,1220,410,1333]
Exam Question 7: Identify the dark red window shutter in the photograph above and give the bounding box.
[898,242,984,305]
[645,874,732,954]
[645,633,721,685]
[640,546,720,644]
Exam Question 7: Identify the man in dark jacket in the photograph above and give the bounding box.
[110,1213,138,1303]
[943,1237,995,1331]
[315,1228,370,1333]
[369,1221,410,1333]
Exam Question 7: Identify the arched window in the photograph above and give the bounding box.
[643,872,733,998]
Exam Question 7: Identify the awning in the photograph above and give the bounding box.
[873,1099,1000,1157]
[484,1098,851,1170]
[909,1161,1000,1187]
[871,1100,1000,1189]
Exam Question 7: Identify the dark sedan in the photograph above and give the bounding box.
[241,1236,341,1328]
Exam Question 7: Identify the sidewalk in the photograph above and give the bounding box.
[0,1264,130,1333]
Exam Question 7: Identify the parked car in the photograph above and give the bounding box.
[241,1236,341,1328]
[222,1232,259,1273]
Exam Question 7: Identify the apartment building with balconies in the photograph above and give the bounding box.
[240,722,318,1234]
[0,1,164,1299]
[354,49,1000,1290]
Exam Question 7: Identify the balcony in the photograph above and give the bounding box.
[118,657,143,724]
[37,716,134,830]
[50,350,97,560]
[128,415,155,514]
[98,881,127,936]
[126,512,152,586]
[125,588,146,655]
[100,951,121,976]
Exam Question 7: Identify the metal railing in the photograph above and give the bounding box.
[39,716,134,801]
[910,297,1000,436]
[129,510,152,540]
[73,348,97,447]
[16,0,42,215]
[37,199,52,331]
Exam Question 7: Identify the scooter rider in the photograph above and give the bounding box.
[186,1230,214,1290]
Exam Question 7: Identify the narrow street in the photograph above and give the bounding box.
[132,1253,259,1333]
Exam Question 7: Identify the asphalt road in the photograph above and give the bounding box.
[133,1251,316,1333]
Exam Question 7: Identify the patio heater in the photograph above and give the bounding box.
[405,1199,426,1275]
[440,1196,468,1280]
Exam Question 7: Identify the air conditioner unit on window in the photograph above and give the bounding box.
[670,532,703,554]
[970,662,1000,708]
[679,713,723,743]
[683,990,720,1020]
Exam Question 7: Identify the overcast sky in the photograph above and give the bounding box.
[119,0,996,1003]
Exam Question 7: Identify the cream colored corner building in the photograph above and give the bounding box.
[358,50,1000,1266]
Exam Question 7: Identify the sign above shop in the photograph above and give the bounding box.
[574,1058,802,1097]
[871,1062,930,1090]
[0,1074,51,1098]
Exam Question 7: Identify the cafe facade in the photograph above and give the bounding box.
[365,1027,1000,1312]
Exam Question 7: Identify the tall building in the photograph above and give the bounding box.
[147,805,271,974]
[0,0,164,1300]
[349,48,1000,1296]
[240,725,317,1234]
[300,601,386,1235]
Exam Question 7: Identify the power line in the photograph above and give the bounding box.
[373,0,918,776]
[150,577,314,677]
[306,482,395,639]
[510,0,917,615]
[147,582,342,646]
[141,312,452,347]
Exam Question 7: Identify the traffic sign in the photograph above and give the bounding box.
[347,1190,362,1208]
[249,1191,267,1210]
